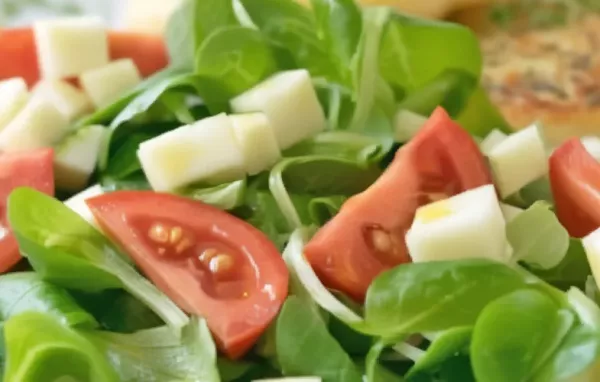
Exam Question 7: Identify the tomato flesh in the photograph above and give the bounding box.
[0,28,168,86]
[549,138,600,238]
[304,107,492,302]
[86,191,289,359]
[0,148,55,272]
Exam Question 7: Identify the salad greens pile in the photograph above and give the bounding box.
[1,0,599,381]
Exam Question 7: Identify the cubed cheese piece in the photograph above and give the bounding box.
[582,136,600,161]
[230,113,281,175]
[80,59,142,108]
[34,17,109,79]
[138,114,246,192]
[32,80,93,122]
[230,69,326,150]
[55,125,106,191]
[488,124,548,199]
[0,78,29,132]
[394,109,428,142]
[406,184,509,263]
[65,184,105,229]
[480,129,508,155]
[0,97,69,152]
[583,229,600,297]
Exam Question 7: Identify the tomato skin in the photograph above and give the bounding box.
[0,148,55,272]
[0,28,39,86]
[549,139,600,238]
[0,28,168,86]
[86,191,288,359]
[305,107,492,302]
[108,32,169,78]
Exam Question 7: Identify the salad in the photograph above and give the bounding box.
[0,0,599,381]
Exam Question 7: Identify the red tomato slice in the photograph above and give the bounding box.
[0,148,55,272]
[549,139,600,238]
[0,28,168,86]
[0,28,39,87]
[108,32,169,78]
[86,192,289,359]
[305,107,492,302]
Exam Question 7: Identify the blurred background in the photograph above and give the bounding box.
[2,0,599,143]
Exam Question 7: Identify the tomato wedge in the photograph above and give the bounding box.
[0,148,55,272]
[304,107,492,302]
[549,139,600,238]
[86,192,289,359]
[0,28,168,86]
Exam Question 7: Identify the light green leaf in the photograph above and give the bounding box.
[0,272,97,328]
[7,188,189,336]
[471,289,574,382]
[276,296,363,382]
[4,312,119,382]
[507,201,570,270]
[379,14,481,91]
[364,259,528,337]
[86,317,220,382]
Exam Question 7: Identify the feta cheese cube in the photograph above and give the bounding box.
[80,59,142,108]
[406,184,509,263]
[138,114,246,192]
[34,17,109,78]
[231,69,326,150]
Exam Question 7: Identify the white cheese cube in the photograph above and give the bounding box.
[582,136,600,161]
[55,125,106,191]
[583,228,600,300]
[394,109,427,142]
[138,114,246,192]
[230,113,281,175]
[0,78,29,133]
[406,184,509,263]
[80,59,142,108]
[65,184,105,229]
[32,80,93,122]
[0,97,69,152]
[230,69,326,150]
[34,17,109,79]
[488,124,548,199]
[480,129,508,155]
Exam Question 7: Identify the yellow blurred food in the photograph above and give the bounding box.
[122,0,488,34]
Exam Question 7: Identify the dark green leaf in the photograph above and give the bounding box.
[276,296,363,382]
[456,86,512,137]
[71,290,163,333]
[364,260,529,336]
[164,0,238,70]
[379,14,481,91]
[269,156,381,229]
[240,0,338,81]
[310,0,362,83]
[397,69,477,118]
[407,327,472,379]
[0,272,96,328]
[77,67,184,128]
[194,26,278,112]
[349,7,390,132]
[471,289,574,382]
